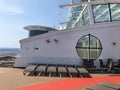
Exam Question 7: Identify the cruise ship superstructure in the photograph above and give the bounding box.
[14,0,120,68]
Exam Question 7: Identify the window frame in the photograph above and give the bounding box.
[76,34,102,60]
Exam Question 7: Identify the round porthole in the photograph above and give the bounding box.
[76,34,102,60]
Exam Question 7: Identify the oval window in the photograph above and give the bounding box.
[76,34,102,60]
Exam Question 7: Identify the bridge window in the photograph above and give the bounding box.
[92,3,120,23]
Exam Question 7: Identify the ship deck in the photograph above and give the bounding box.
[0,67,119,90]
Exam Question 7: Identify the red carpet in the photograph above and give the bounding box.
[16,76,120,90]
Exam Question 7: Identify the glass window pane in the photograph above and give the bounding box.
[74,6,90,27]
[76,48,89,59]
[66,3,90,28]
[110,3,120,21]
[70,6,82,12]
[82,6,90,25]
[92,4,110,22]
[75,18,83,26]
[72,0,88,4]
[90,36,102,48]
[76,35,89,48]
[71,12,80,17]
[90,49,102,59]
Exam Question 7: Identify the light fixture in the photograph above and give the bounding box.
[54,39,58,43]
[46,39,50,43]
[112,41,118,47]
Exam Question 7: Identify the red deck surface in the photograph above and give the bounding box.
[16,76,120,90]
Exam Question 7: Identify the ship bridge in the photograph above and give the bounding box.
[59,0,120,28]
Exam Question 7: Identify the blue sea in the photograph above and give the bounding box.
[0,48,19,56]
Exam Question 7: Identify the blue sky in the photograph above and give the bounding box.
[0,0,69,48]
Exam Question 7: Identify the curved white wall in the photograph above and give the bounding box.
[14,22,120,67]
